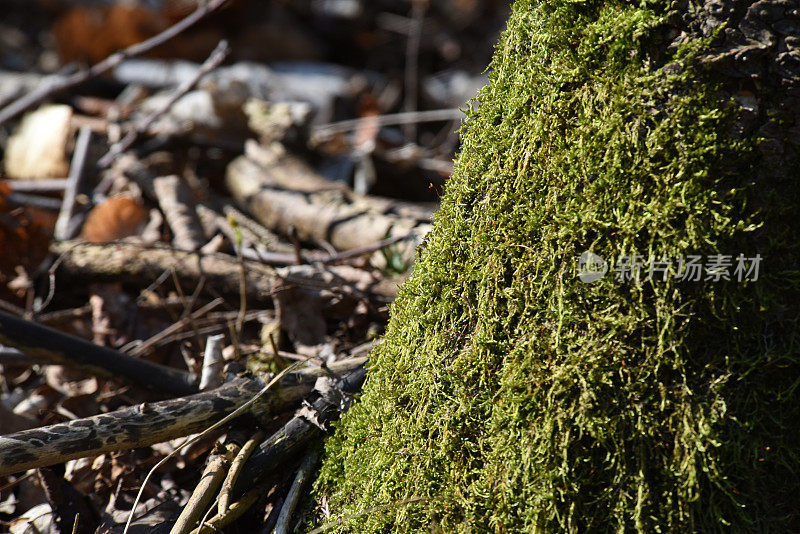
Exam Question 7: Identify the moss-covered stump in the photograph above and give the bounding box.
[312,0,800,531]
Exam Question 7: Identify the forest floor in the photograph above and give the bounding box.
[0,1,508,532]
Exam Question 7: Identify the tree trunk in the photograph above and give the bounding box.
[311,0,800,532]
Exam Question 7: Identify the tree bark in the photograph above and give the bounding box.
[0,357,366,477]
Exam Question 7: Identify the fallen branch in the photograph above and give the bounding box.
[49,241,399,303]
[226,141,432,252]
[54,125,92,241]
[274,450,319,534]
[50,240,277,305]
[0,309,196,394]
[232,365,367,496]
[0,357,366,477]
[98,39,231,167]
[311,108,463,142]
[0,0,230,126]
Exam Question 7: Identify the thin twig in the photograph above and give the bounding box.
[226,214,248,361]
[54,126,92,241]
[98,39,230,167]
[196,494,221,534]
[0,178,69,192]
[122,359,309,534]
[312,109,462,141]
[170,440,238,534]
[169,269,205,352]
[217,429,266,515]
[191,482,266,534]
[0,0,231,126]
[288,226,306,265]
[243,232,417,266]
[318,232,418,264]
[274,450,320,534]
[125,298,224,357]
[4,192,62,211]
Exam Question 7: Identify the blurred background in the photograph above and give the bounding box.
[0,2,512,531]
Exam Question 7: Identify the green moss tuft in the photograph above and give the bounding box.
[312,0,800,531]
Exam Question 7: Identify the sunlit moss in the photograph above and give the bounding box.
[312,1,800,531]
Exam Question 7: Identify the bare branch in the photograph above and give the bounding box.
[0,0,230,126]
[98,39,231,167]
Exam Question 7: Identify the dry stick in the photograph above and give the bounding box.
[98,39,231,167]
[0,346,44,366]
[122,359,308,534]
[0,0,230,126]
[196,495,221,534]
[288,226,306,265]
[0,356,366,477]
[5,191,62,211]
[0,471,34,494]
[50,240,279,306]
[161,311,266,345]
[154,175,206,251]
[169,440,239,534]
[221,204,288,251]
[239,231,416,266]
[54,125,92,241]
[34,242,74,317]
[0,309,196,394]
[230,364,368,497]
[169,269,205,354]
[229,215,248,361]
[199,333,225,391]
[311,108,463,141]
[317,232,417,264]
[0,298,26,316]
[274,450,320,534]
[127,298,224,357]
[226,152,431,254]
[0,178,69,192]
[50,241,399,305]
[191,483,266,534]
[217,429,265,515]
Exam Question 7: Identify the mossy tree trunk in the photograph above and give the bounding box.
[312,0,800,532]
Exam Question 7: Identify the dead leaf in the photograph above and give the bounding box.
[81,196,149,243]
[53,4,168,64]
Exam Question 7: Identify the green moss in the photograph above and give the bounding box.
[312,0,800,531]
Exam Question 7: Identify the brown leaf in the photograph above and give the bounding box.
[53,4,168,64]
[81,196,149,243]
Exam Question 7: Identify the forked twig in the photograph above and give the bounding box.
[98,39,231,167]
